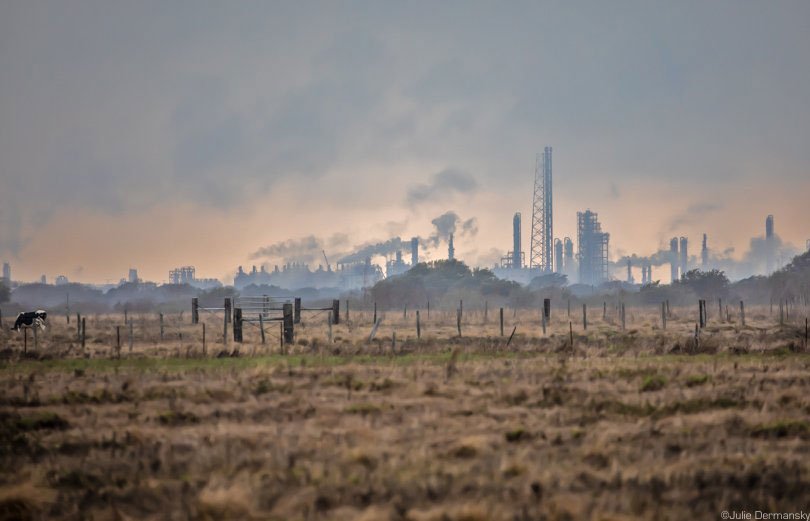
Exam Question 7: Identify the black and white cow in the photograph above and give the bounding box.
[12,310,47,332]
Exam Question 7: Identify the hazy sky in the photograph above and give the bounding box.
[2,1,809,284]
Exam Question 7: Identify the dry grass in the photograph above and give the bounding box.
[0,306,809,519]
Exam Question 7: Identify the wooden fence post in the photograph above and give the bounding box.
[259,314,266,344]
[567,300,570,317]
[484,301,488,323]
[699,300,706,329]
[233,308,243,343]
[661,302,667,330]
[82,318,87,351]
[294,297,301,324]
[373,302,377,325]
[127,320,132,352]
[346,299,350,322]
[224,298,232,324]
[582,304,587,330]
[328,312,334,343]
[427,300,430,319]
[500,307,504,337]
[544,298,551,322]
[159,313,164,341]
[621,303,626,331]
[191,298,199,324]
[603,301,606,320]
[76,313,81,341]
[740,301,745,326]
[33,323,38,351]
[403,306,407,319]
[456,307,462,337]
[124,307,128,325]
[283,303,294,345]
[416,310,421,340]
[331,299,340,325]
[116,326,121,357]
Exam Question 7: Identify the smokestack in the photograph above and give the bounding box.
[670,237,679,283]
[554,239,563,273]
[679,237,688,277]
[513,212,522,269]
[563,237,574,270]
[701,233,708,268]
[411,237,419,266]
[626,259,633,284]
[448,233,455,260]
[766,214,775,273]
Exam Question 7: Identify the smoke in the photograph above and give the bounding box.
[424,211,478,248]
[338,237,407,264]
[250,233,350,265]
[406,168,479,207]
[616,233,801,281]
[667,202,722,232]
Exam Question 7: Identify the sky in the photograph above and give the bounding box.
[1,1,809,284]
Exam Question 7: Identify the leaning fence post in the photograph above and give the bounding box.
[499,307,504,337]
[191,298,199,324]
[283,303,294,345]
[331,299,340,325]
[294,297,301,324]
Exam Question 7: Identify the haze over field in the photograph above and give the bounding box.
[1,1,809,283]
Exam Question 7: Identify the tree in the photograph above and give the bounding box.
[677,269,730,299]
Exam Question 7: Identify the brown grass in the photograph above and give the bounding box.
[0,306,809,519]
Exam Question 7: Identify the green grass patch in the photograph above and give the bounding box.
[685,374,710,387]
[640,375,667,392]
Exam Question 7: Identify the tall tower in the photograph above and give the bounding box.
[701,234,708,268]
[448,233,455,260]
[679,237,688,277]
[554,239,563,273]
[1,262,10,283]
[670,237,679,283]
[411,237,419,266]
[766,214,774,273]
[512,213,522,269]
[530,147,552,272]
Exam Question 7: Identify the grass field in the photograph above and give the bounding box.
[1,306,809,520]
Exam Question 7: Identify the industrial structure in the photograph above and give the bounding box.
[169,266,221,289]
[701,234,709,267]
[128,268,139,284]
[553,239,563,273]
[448,233,455,260]
[1,262,9,285]
[670,237,679,282]
[679,237,688,277]
[576,210,609,286]
[530,147,553,272]
[500,213,525,269]
[411,237,419,266]
[766,214,775,273]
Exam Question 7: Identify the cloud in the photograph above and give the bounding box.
[405,169,479,207]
